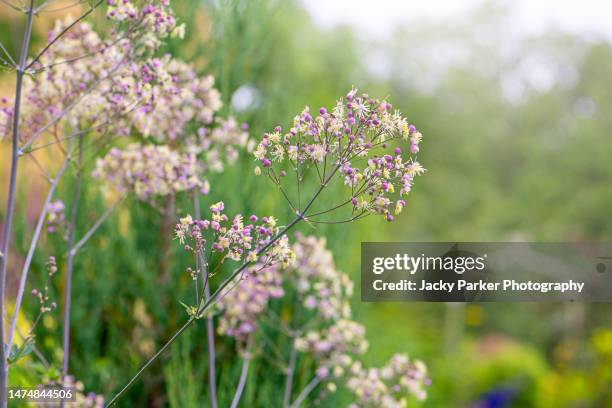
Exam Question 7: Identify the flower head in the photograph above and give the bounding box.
[216,265,284,341]
[284,233,352,320]
[346,353,429,407]
[253,88,425,222]
[92,144,205,200]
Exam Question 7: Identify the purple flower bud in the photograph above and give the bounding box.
[394,147,402,155]
[262,158,272,168]
[280,170,287,177]
[344,127,351,135]
[274,126,282,132]
[241,122,249,130]
[386,213,394,222]
[410,143,419,154]
[408,124,417,134]
[347,117,356,126]
[316,366,329,379]
[249,215,258,222]
[351,197,358,205]
[319,107,327,115]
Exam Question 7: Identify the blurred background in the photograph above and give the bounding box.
[1,0,611,406]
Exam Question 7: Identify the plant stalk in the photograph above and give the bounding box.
[290,376,321,408]
[282,342,297,408]
[230,337,253,408]
[106,167,338,406]
[0,1,35,405]
[194,193,218,408]
[70,195,125,257]
[7,156,69,352]
[61,136,84,379]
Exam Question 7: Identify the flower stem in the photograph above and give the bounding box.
[105,214,302,407]
[290,376,321,408]
[69,195,125,257]
[61,136,84,379]
[230,337,253,408]
[0,1,35,405]
[7,156,70,352]
[106,167,339,406]
[283,295,301,408]
[194,193,218,408]
[282,342,297,408]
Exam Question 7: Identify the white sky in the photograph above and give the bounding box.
[301,0,612,40]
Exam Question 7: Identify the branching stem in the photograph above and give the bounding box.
[0,1,35,404]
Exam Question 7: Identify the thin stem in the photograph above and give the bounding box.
[106,167,340,406]
[20,57,126,152]
[283,294,301,408]
[282,343,297,408]
[0,1,35,404]
[290,376,321,408]
[26,154,53,183]
[61,136,84,380]
[69,195,125,256]
[194,193,218,408]
[230,337,253,408]
[25,0,105,70]
[35,0,87,13]
[104,316,196,407]
[0,41,15,68]
[30,21,145,73]
[306,211,369,225]
[106,218,300,406]
[268,170,297,213]
[6,155,70,352]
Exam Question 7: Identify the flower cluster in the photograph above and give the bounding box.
[92,144,206,200]
[197,117,252,173]
[1,2,188,144]
[346,354,429,407]
[107,0,181,50]
[286,233,352,320]
[1,19,137,143]
[130,56,222,142]
[295,319,368,377]
[253,88,425,221]
[45,200,65,233]
[216,266,284,341]
[30,256,58,315]
[174,203,294,266]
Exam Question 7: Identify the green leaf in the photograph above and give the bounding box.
[7,337,34,364]
[179,301,198,318]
